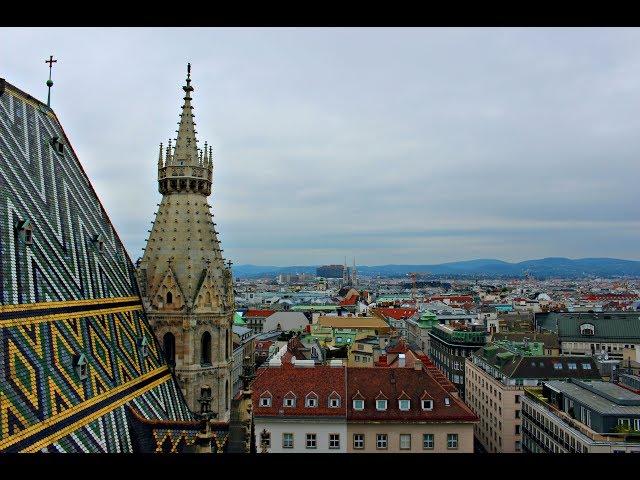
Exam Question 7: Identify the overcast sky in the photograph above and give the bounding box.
[2,28,640,265]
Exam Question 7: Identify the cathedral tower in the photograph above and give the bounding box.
[137,65,234,420]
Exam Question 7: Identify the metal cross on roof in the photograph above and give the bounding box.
[45,55,57,107]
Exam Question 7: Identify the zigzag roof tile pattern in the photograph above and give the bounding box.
[0,78,205,453]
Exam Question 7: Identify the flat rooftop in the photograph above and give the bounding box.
[545,380,640,415]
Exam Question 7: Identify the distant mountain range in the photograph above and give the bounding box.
[231,258,640,279]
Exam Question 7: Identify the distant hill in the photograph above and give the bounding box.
[232,258,640,279]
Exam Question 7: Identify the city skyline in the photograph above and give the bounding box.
[2,27,640,265]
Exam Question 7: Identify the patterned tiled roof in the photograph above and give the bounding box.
[0,79,194,453]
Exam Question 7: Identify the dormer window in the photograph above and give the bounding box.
[259,392,272,407]
[421,399,433,411]
[580,323,595,336]
[138,336,150,357]
[376,400,388,411]
[305,392,318,408]
[73,353,88,381]
[353,399,364,411]
[399,399,411,411]
[15,219,33,246]
[329,391,341,408]
[444,397,451,406]
[284,392,296,408]
[49,135,64,155]
[91,234,105,253]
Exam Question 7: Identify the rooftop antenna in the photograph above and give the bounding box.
[44,55,57,107]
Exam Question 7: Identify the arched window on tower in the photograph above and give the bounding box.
[225,329,229,360]
[163,332,176,367]
[166,291,173,305]
[225,379,229,411]
[201,331,212,365]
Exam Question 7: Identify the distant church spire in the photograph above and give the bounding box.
[173,63,199,167]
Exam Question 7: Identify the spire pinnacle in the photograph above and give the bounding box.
[44,55,57,107]
[173,63,198,166]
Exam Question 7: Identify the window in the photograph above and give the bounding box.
[515,410,520,419]
[329,433,340,449]
[423,433,434,450]
[421,399,433,411]
[447,433,458,449]
[376,399,387,411]
[400,434,411,450]
[200,331,212,365]
[568,363,577,370]
[166,291,173,304]
[582,363,592,370]
[553,363,562,370]
[305,394,318,408]
[306,433,317,449]
[515,395,521,404]
[633,419,640,431]
[282,433,294,449]
[163,332,176,367]
[353,399,364,411]
[399,399,411,411]
[376,434,388,449]
[515,425,520,435]
[444,397,451,406]
[353,434,365,449]
[73,354,88,381]
[284,395,296,407]
[619,418,631,428]
[329,396,341,408]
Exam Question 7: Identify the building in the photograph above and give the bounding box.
[317,315,391,336]
[465,340,601,453]
[536,312,640,363]
[232,322,256,396]
[346,367,478,452]
[522,380,640,453]
[252,363,348,453]
[491,331,560,356]
[406,310,438,352]
[428,323,486,399]
[262,311,309,333]
[251,361,478,453]
[244,309,276,334]
[136,66,234,420]
[372,307,417,340]
[317,264,344,278]
[0,77,219,452]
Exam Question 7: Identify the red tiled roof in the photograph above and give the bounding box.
[340,295,358,306]
[254,340,273,352]
[346,367,477,422]
[251,364,346,417]
[375,307,417,320]
[245,309,276,317]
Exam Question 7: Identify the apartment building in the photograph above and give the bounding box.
[252,362,348,453]
[522,380,640,453]
[428,323,486,400]
[536,312,640,363]
[465,340,600,453]
[346,366,477,452]
[252,357,477,453]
